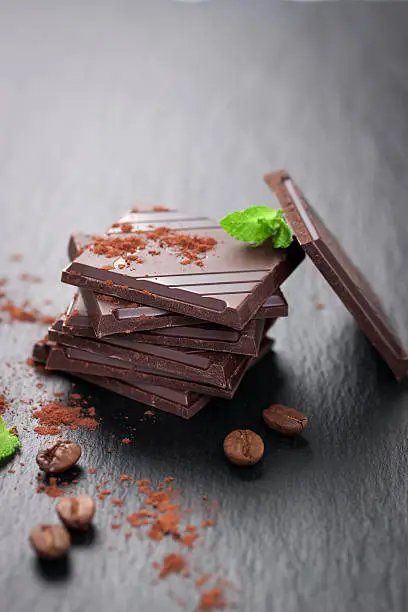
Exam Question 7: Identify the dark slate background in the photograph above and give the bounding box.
[1,2,407,612]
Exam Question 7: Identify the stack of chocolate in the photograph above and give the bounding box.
[33,198,304,418]
[33,170,408,417]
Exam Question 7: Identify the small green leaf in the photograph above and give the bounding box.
[0,416,20,461]
[219,206,293,248]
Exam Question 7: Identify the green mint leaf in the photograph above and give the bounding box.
[219,206,293,248]
[0,417,20,462]
[271,220,293,249]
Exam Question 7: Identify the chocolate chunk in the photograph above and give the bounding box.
[32,340,51,364]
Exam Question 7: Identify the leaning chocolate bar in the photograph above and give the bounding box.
[62,209,303,330]
[265,170,408,380]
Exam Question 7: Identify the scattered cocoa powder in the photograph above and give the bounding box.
[32,400,98,435]
[112,498,125,506]
[37,477,66,498]
[196,575,211,588]
[179,532,199,548]
[98,489,111,500]
[119,223,133,233]
[19,273,42,283]
[198,587,226,610]
[158,553,187,579]
[0,300,54,324]
[89,226,216,267]
[34,425,62,436]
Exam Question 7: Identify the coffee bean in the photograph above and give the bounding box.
[29,524,71,559]
[223,429,264,466]
[57,495,96,530]
[262,404,308,436]
[36,439,81,474]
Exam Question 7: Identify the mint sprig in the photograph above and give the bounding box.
[219,207,293,248]
[0,417,20,462]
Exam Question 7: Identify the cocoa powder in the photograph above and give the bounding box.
[89,225,216,267]
[32,401,98,435]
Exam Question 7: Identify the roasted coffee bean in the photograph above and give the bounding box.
[263,404,308,436]
[57,495,96,530]
[29,524,71,559]
[223,429,264,466]
[36,439,81,474]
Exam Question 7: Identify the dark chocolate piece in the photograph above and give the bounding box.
[64,293,95,337]
[265,170,408,380]
[256,293,288,319]
[62,209,303,330]
[68,233,288,337]
[65,292,273,356]
[68,233,90,263]
[48,322,255,389]
[32,341,51,364]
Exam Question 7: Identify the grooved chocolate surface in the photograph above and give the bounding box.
[63,210,303,329]
[265,171,408,380]
[68,232,288,336]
